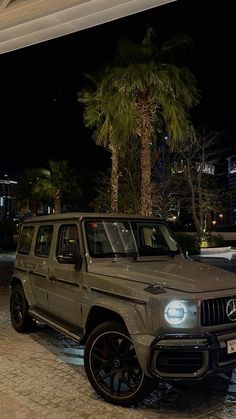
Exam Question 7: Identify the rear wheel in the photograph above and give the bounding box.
[84,321,154,406]
[10,284,35,332]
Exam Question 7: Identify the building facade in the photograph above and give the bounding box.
[0,174,17,221]
[227,155,236,225]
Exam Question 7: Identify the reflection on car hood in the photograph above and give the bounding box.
[88,257,236,293]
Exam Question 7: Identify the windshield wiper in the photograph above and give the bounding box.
[139,248,178,258]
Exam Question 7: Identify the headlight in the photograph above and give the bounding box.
[164,301,187,325]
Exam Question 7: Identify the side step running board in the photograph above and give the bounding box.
[29,309,83,342]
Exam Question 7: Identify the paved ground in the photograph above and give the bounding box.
[2,254,236,417]
[2,288,236,418]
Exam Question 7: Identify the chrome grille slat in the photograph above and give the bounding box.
[212,299,216,324]
[219,298,222,322]
[201,296,236,326]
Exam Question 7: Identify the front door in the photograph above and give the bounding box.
[47,223,83,326]
[30,224,53,310]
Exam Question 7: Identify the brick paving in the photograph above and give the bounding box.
[0,288,149,418]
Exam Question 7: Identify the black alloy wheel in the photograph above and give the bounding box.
[84,321,154,406]
[10,284,34,332]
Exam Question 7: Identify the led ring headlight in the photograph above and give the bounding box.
[164,301,187,325]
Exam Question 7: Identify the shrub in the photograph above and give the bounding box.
[175,232,226,255]
[175,233,200,255]
[200,233,225,248]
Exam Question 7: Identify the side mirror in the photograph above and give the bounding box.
[57,253,83,268]
[179,247,189,259]
[183,248,192,260]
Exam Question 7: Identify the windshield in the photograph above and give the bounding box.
[84,219,180,258]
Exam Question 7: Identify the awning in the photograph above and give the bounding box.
[0,0,176,54]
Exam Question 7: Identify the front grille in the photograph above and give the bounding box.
[156,351,204,374]
[201,296,236,326]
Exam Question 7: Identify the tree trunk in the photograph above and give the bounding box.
[140,132,152,215]
[186,160,202,238]
[197,170,204,231]
[136,95,155,216]
[54,190,62,214]
[31,205,37,217]
[109,142,119,213]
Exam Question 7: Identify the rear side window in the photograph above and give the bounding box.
[18,226,34,254]
[35,225,53,257]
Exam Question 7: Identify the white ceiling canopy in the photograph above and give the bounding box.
[0,0,175,54]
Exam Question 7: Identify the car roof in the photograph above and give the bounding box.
[23,212,164,224]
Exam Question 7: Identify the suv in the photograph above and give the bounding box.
[10,213,236,406]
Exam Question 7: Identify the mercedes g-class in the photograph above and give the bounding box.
[10,213,236,406]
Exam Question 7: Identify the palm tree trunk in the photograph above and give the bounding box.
[54,190,62,214]
[139,131,152,215]
[109,142,119,213]
[31,203,38,217]
[138,110,152,216]
[136,95,155,216]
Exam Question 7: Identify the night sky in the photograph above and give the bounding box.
[1,0,235,179]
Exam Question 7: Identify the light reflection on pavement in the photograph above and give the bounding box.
[31,323,85,366]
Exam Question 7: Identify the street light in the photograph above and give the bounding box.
[212,220,216,230]
[172,215,177,225]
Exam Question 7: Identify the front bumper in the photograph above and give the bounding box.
[148,330,236,380]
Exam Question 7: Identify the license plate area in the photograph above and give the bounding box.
[227,339,236,354]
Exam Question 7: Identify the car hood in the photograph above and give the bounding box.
[88,257,236,293]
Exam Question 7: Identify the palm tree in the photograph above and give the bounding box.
[79,74,136,213]
[91,139,141,214]
[14,168,44,216]
[34,160,81,214]
[109,28,199,215]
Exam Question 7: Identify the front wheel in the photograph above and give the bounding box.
[84,321,154,406]
[10,284,35,332]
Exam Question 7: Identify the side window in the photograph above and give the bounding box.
[138,224,178,254]
[85,221,112,256]
[18,226,34,254]
[56,224,80,261]
[142,227,167,248]
[35,225,53,257]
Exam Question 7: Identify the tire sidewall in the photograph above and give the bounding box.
[10,284,29,332]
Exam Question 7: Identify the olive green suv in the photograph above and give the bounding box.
[10,213,236,406]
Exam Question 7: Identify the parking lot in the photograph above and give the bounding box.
[2,255,236,417]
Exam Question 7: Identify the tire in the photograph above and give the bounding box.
[84,321,154,406]
[10,284,35,332]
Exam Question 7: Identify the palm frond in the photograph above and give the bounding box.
[161,34,193,53]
